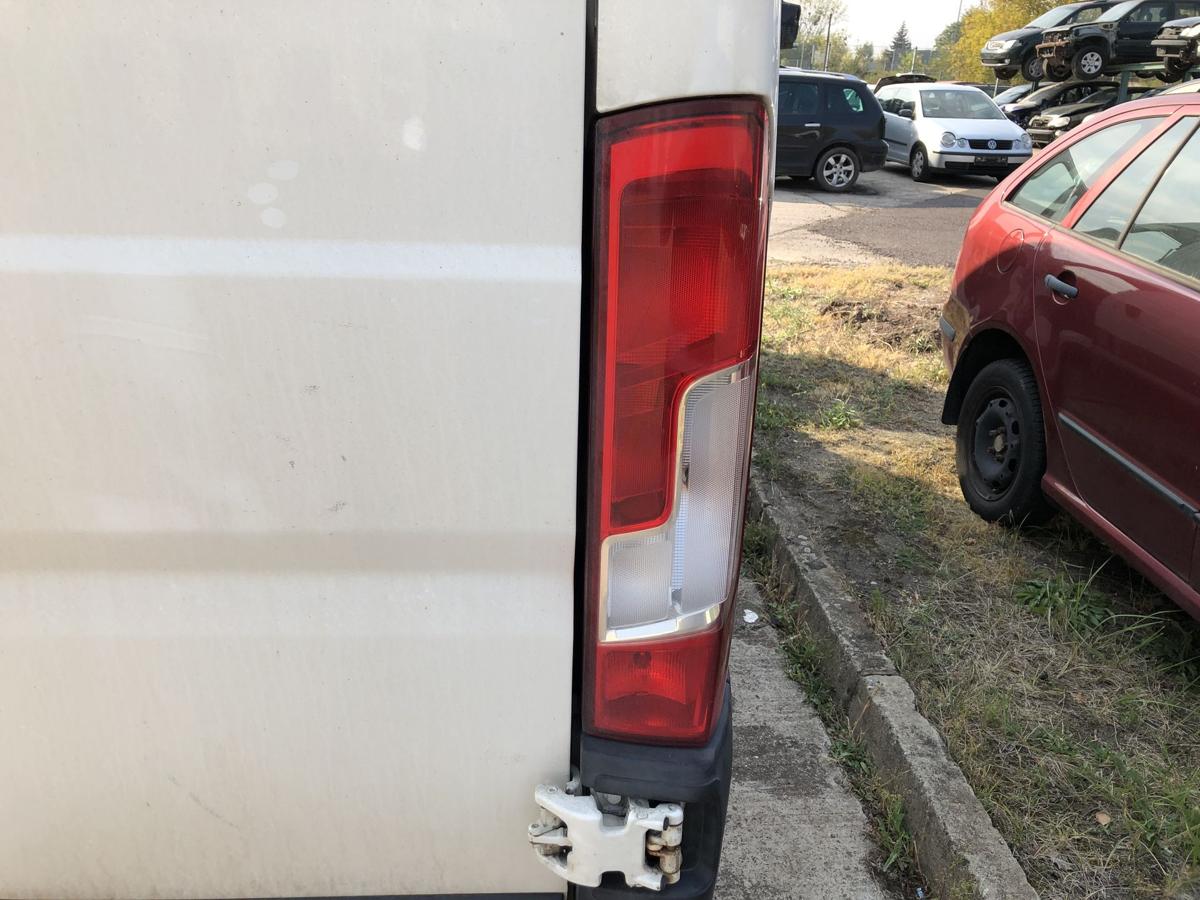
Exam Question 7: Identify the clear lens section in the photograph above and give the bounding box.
[602,360,755,635]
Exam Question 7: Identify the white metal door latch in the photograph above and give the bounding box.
[528,783,684,890]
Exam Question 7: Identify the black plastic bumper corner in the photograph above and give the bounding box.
[572,682,733,900]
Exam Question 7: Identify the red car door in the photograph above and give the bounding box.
[1033,114,1200,581]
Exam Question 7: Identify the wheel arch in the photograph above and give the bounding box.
[942,328,1033,425]
[818,140,861,158]
[1074,35,1111,55]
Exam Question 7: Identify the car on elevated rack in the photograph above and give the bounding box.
[1153,16,1200,78]
[776,68,888,192]
[1037,0,1200,80]
[941,93,1200,623]
[876,80,1033,181]
[1000,79,1120,125]
[982,1,1118,81]
[1026,83,1157,144]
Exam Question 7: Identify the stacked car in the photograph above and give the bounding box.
[1026,84,1156,144]
[1037,0,1200,80]
[982,1,1117,81]
[1153,16,1200,77]
[1000,79,1119,125]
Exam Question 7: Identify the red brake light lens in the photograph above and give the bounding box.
[584,98,769,745]
[599,104,766,534]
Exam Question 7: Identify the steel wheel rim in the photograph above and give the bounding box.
[1081,51,1103,74]
[822,153,855,187]
[969,390,1022,500]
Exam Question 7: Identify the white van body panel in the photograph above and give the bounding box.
[596,0,780,113]
[0,2,581,897]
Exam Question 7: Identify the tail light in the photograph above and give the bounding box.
[583,98,769,745]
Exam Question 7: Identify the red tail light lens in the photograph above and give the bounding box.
[584,98,769,745]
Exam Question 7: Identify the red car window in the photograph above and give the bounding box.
[1008,117,1163,222]
[1074,118,1199,244]
[1121,124,1200,280]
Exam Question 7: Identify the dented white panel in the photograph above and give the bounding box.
[0,2,581,897]
[595,0,780,113]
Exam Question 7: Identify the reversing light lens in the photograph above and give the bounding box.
[603,362,756,632]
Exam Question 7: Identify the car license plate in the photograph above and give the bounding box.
[1008,156,1027,164]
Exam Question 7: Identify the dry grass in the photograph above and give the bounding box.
[750,264,1200,899]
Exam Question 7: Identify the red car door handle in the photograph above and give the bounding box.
[1045,273,1079,299]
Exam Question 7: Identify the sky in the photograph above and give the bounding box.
[842,0,977,52]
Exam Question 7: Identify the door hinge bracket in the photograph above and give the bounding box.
[528,782,683,890]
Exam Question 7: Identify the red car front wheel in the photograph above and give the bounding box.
[956,358,1055,526]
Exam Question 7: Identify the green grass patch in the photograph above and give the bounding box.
[1014,568,1110,633]
[817,398,862,430]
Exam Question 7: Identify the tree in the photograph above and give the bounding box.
[884,22,913,71]
[779,0,854,72]
[851,41,876,77]
[930,20,963,77]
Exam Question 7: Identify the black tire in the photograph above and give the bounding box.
[994,66,1019,81]
[1021,54,1045,82]
[1072,45,1108,80]
[1159,62,1188,82]
[815,147,860,192]
[910,144,933,182]
[1045,61,1072,82]
[955,358,1055,526]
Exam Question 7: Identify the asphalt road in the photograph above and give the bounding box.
[769,164,994,268]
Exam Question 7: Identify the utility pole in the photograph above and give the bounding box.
[822,12,833,71]
[910,47,918,72]
[957,0,965,20]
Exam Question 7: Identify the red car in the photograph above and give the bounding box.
[941,94,1200,620]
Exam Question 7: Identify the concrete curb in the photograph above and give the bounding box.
[747,472,1039,900]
